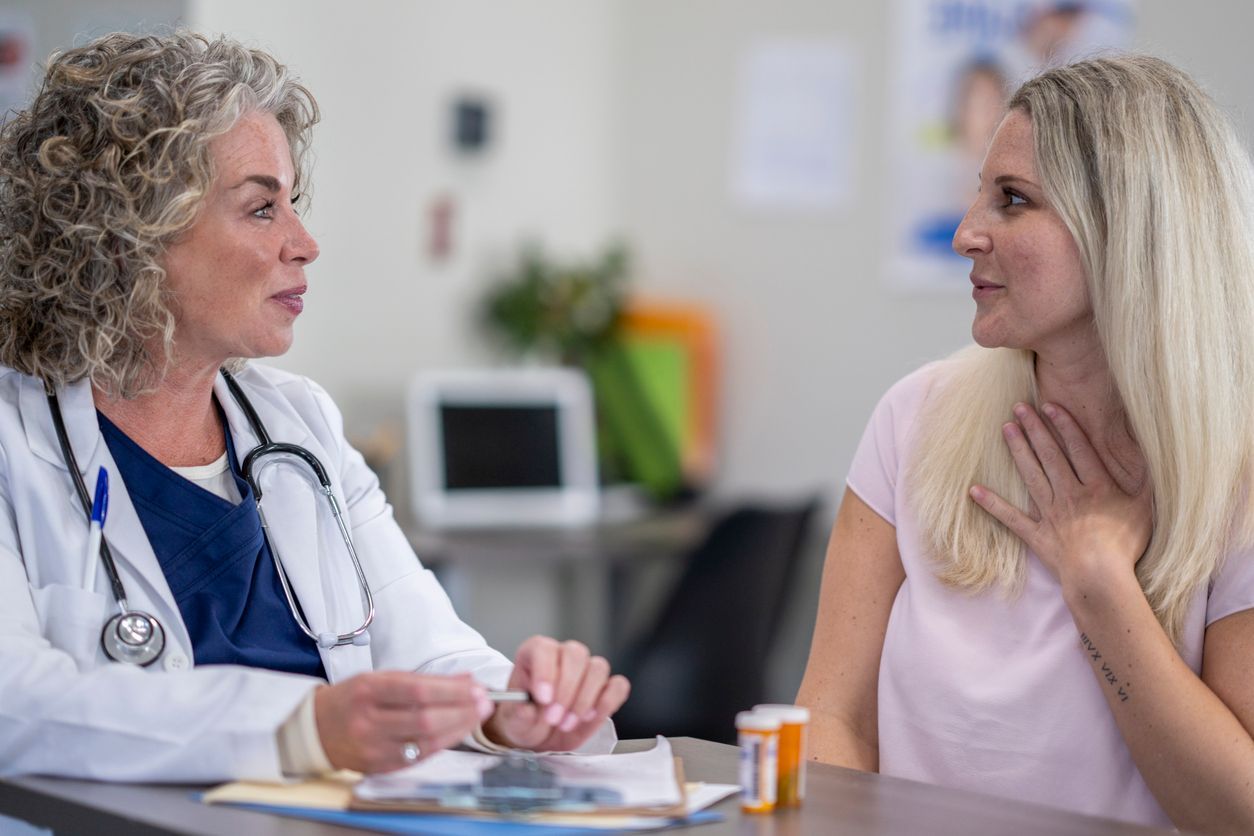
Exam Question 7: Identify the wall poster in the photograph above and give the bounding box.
[885,0,1135,290]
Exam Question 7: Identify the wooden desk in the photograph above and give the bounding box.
[0,737,1175,835]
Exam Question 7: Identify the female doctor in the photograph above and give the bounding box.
[0,31,628,782]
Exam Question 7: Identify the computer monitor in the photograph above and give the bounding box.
[406,367,600,528]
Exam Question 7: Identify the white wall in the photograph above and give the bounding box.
[189,0,623,434]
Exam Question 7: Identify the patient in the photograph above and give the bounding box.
[798,54,1254,832]
[0,31,627,782]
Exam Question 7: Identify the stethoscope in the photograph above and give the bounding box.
[45,368,376,667]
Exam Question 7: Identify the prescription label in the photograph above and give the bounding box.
[738,730,778,812]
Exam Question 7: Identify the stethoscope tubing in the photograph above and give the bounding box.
[45,386,129,608]
[46,368,376,665]
[47,383,166,666]
[220,368,376,648]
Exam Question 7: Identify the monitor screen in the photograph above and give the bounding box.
[440,404,563,490]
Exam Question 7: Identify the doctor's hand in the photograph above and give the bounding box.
[314,671,492,773]
[482,636,630,752]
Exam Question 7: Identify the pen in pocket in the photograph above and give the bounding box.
[83,467,109,591]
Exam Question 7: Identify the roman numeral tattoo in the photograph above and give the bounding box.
[1080,633,1130,702]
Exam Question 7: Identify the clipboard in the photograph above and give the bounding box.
[348,758,688,818]
[348,737,687,818]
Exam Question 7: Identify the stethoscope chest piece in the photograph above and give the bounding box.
[101,610,165,667]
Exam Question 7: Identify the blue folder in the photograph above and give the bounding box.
[213,798,722,835]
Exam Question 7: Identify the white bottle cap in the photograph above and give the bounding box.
[752,704,811,723]
[735,711,781,732]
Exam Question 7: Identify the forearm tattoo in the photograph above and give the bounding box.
[1080,633,1131,702]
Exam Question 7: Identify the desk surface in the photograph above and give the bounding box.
[0,737,1176,836]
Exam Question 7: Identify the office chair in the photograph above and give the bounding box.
[610,498,820,744]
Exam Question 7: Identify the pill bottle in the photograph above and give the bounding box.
[753,704,810,806]
[736,710,780,813]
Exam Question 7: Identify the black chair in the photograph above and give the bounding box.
[610,498,819,744]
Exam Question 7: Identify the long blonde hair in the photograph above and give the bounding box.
[908,55,1254,645]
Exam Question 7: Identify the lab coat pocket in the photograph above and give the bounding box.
[29,583,113,669]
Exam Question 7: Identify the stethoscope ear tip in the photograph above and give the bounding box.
[317,632,338,649]
[352,631,371,647]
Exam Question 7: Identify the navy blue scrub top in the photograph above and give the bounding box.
[98,409,327,680]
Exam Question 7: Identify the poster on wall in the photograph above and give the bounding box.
[731,40,857,211]
[884,0,1135,290]
[0,10,34,124]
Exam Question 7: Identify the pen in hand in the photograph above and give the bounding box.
[83,467,108,591]
[486,689,533,703]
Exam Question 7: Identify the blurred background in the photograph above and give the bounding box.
[4,0,1250,740]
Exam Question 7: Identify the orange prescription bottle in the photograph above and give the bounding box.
[753,704,810,806]
[736,711,780,813]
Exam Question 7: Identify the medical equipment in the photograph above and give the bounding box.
[47,385,167,666]
[45,368,375,667]
[220,368,374,650]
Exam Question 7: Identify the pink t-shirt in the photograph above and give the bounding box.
[847,363,1254,828]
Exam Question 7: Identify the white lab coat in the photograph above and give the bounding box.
[0,363,610,782]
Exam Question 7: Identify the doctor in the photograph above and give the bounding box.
[0,31,628,782]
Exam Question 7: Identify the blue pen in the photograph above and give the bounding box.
[83,467,108,591]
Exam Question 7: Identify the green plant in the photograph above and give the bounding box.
[480,243,630,364]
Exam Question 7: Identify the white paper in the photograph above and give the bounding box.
[731,40,857,210]
[354,735,682,809]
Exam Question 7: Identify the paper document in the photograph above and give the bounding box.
[354,735,681,812]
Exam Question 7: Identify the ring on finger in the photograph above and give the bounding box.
[402,741,420,763]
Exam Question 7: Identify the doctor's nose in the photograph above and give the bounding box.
[283,217,320,265]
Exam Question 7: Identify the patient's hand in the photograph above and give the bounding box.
[483,636,630,751]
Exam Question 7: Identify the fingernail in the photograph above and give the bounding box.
[560,712,579,732]
[544,703,565,726]
[471,684,486,700]
[582,709,597,722]
[1013,403,1028,418]
[970,486,984,501]
[534,682,554,705]
[478,697,494,720]
[1042,403,1057,418]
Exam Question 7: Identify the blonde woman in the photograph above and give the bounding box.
[0,31,627,782]
[798,55,1254,831]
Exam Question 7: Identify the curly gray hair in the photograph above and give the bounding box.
[0,30,319,397]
